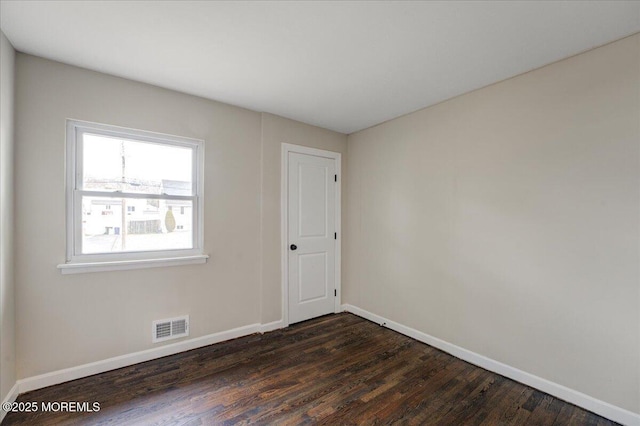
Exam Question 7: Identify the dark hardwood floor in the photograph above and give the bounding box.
[3,313,617,425]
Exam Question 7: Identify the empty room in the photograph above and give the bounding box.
[0,1,639,425]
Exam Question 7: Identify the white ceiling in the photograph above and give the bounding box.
[1,1,639,134]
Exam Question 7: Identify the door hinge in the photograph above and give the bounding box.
[334,174,337,182]
[334,289,337,297]
[334,232,337,240]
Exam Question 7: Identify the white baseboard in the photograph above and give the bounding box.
[17,319,285,395]
[1,382,20,421]
[341,304,639,426]
[259,319,285,333]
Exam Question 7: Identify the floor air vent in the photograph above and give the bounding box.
[152,315,189,343]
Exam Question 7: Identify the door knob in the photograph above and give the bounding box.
[290,244,297,251]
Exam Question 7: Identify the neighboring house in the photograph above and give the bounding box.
[82,179,192,236]
[82,198,161,236]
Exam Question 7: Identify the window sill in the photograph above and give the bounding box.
[57,255,209,274]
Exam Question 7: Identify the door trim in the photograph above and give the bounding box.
[281,143,341,327]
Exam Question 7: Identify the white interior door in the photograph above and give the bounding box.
[287,151,337,324]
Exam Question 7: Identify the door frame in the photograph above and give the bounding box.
[281,143,342,327]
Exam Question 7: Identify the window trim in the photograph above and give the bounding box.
[58,120,207,274]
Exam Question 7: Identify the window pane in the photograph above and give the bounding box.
[81,196,193,254]
[82,133,193,195]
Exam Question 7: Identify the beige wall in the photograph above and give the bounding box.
[13,55,346,379]
[260,113,347,323]
[345,34,640,414]
[0,31,16,404]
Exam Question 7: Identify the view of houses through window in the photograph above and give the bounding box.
[80,132,195,254]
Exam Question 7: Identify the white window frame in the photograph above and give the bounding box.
[58,120,208,274]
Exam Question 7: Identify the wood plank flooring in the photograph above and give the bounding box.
[3,313,618,425]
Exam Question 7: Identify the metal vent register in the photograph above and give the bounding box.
[152,315,189,343]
